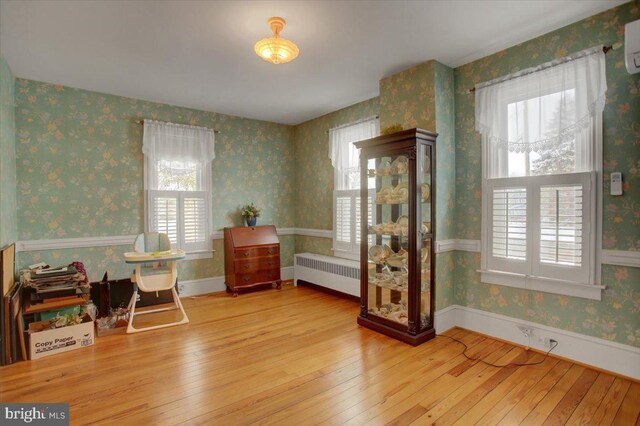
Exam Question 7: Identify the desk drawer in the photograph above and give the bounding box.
[235,245,279,258]
[236,270,281,287]
[234,256,279,273]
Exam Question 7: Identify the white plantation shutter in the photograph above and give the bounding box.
[334,190,354,253]
[535,172,593,283]
[540,185,583,266]
[491,187,527,260]
[182,192,209,252]
[485,172,594,284]
[334,189,375,259]
[486,179,528,275]
[150,191,179,245]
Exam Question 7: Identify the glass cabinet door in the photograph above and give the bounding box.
[365,153,411,329]
[418,143,433,330]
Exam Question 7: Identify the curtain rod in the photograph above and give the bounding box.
[134,119,219,134]
[468,44,619,94]
[326,115,379,134]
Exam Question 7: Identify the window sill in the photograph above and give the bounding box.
[478,269,605,301]
[331,248,360,262]
[185,250,215,261]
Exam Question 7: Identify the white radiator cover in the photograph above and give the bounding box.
[294,252,360,297]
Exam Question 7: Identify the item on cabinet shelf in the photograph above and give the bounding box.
[368,220,431,237]
[390,156,408,174]
[356,128,437,346]
[241,203,261,227]
[368,302,429,328]
[375,182,408,204]
[421,222,431,234]
[421,183,431,202]
[224,225,281,297]
[369,271,408,291]
[368,222,408,236]
[368,245,394,264]
[386,249,408,269]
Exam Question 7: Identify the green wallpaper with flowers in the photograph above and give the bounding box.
[0,54,17,248]
[14,79,296,281]
[292,97,379,259]
[293,97,379,231]
[379,61,435,131]
[453,2,640,347]
[377,60,456,309]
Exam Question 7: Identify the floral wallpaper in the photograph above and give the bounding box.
[294,235,332,257]
[453,2,640,346]
[0,54,17,248]
[379,61,435,131]
[377,60,456,310]
[293,97,379,231]
[14,79,296,280]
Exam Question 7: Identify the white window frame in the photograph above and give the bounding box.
[480,102,603,301]
[144,157,213,259]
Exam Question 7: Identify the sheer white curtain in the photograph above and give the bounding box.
[475,46,606,178]
[328,117,379,189]
[143,120,215,163]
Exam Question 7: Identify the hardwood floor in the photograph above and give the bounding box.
[1,284,638,425]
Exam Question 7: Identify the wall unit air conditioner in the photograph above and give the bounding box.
[625,19,640,74]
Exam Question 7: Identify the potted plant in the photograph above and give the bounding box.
[241,203,261,227]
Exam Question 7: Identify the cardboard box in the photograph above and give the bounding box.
[28,314,94,360]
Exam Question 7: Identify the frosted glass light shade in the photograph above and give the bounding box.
[254,17,299,65]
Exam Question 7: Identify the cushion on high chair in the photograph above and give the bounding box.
[133,232,172,253]
[133,232,173,275]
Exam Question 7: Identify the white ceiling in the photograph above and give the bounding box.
[0,0,625,125]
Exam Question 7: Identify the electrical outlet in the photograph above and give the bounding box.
[517,325,533,338]
[178,284,185,293]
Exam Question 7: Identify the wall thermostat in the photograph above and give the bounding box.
[611,172,623,196]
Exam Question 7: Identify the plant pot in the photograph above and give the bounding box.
[245,217,257,227]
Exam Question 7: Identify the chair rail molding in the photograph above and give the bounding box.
[15,235,640,269]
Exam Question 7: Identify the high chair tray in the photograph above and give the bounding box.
[124,249,186,264]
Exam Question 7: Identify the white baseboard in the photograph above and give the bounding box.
[178,266,294,297]
[449,304,640,380]
[434,305,457,334]
[178,276,226,297]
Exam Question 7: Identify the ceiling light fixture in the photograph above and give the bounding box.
[254,17,299,65]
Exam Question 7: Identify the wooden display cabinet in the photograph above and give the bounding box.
[354,128,436,345]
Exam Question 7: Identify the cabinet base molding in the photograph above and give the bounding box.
[357,315,436,346]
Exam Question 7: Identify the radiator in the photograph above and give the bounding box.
[294,253,360,296]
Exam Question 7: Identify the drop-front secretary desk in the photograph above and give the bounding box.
[223,225,281,297]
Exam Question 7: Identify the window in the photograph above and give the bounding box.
[143,120,215,254]
[329,117,379,260]
[476,46,606,299]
